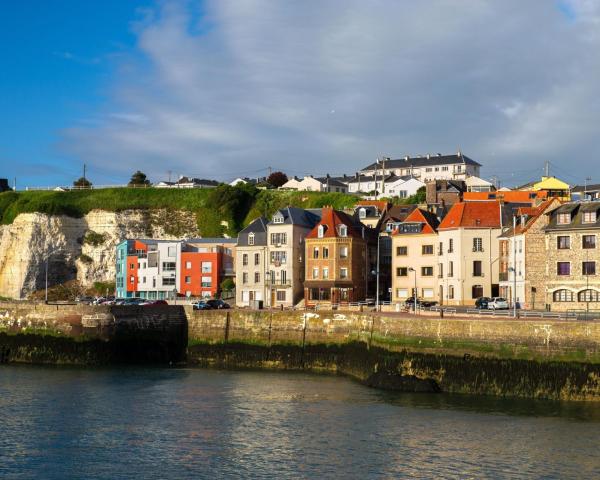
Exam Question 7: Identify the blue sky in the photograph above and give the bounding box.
[2,1,600,189]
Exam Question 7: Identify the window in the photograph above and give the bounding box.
[168,246,176,257]
[162,277,176,286]
[472,285,483,299]
[438,263,443,277]
[185,276,191,284]
[557,262,571,275]
[473,261,483,277]
[422,288,434,298]
[313,247,319,258]
[312,267,319,279]
[129,275,135,284]
[438,242,443,255]
[396,288,408,298]
[338,225,348,237]
[252,253,259,266]
[422,245,434,255]
[473,238,483,252]
[202,276,212,287]
[448,285,454,299]
[578,289,600,302]
[425,167,433,172]
[186,261,192,269]
[553,289,574,302]
[270,251,287,264]
[421,266,433,276]
[448,239,454,253]
[269,270,275,284]
[318,225,325,238]
[201,262,212,273]
[242,254,248,266]
[242,272,248,284]
[396,246,408,256]
[340,246,348,258]
[448,261,454,277]
[557,213,571,225]
[583,211,597,224]
[442,166,448,171]
[276,290,286,301]
[248,233,255,245]
[130,263,135,269]
[396,267,408,277]
[583,235,596,249]
[272,213,284,224]
[254,272,260,283]
[162,262,176,271]
[323,247,329,259]
[583,261,596,275]
[270,232,287,245]
[340,267,348,279]
[323,267,329,279]
[358,208,366,219]
[557,236,570,249]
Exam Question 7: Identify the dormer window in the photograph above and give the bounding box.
[317,225,325,238]
[557,213,571,225]
[272,213,284,224]
[358,208,366,219]
[248,232,255,245]
[338,225,348,237]
[583,211,597,224]
[386,222,395,232]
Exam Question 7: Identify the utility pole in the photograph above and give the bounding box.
[83,164,87,183]
[490,176,498,189]
[584,177,592,200]
[268,166,272,178]
[168,170,172,183]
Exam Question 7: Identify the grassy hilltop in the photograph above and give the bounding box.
[0,185,359,237]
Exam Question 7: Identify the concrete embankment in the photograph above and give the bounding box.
[1,303,599,400]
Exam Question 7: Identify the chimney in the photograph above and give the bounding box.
[427,153,431,159]
[404,155,409,161]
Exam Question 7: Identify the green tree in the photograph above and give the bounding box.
[73,177,92,188]
[128,170,151,186]
[220,278,235,292]
[267,171,288,188]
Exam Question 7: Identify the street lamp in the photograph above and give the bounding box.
[408,267,417,314]
[44,248,63,303]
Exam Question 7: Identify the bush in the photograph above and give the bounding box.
[220,278,235,292]
[83,230,107,246]
[78,254,93,264]
[92,281,116,296]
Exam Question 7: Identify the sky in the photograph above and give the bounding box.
[1,0,600,189]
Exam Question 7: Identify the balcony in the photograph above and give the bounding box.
[472,248,484,253]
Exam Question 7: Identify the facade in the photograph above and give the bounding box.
[281,175,348,193]
[437,201,505,305]
[543,201,600,311]
[266,207,321,307]
[465,176,494,192]
[463,190,548,202]
[425,180,466,206]
[155,177,220,189]
[519,176,570,200]
[359,152,481,182]
[391,209,441,303]
[304,207,374,306]
[354,201,390,228]
[385,177,425,198]
[235,217,268,307]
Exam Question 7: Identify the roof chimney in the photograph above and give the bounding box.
[404,155,409,161]
[427,153,431,159]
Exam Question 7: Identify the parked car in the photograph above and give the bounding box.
[488,297,509,310]
[76,296,95,305]
[206,299,231,310]
[475,297,491,309]
[142,300,169,307]
[192,301,212,311]
[404,296,437,308]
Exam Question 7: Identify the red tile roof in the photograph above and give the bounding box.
[395,208,438,234]
[438,201,501,229]
[463,190,548,202]
[306,207,365,239]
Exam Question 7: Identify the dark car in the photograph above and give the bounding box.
[475,297,491,309]
[192,301,212,311]
[404,296,437,308]
[142,300,169,307]
[206,299,230,310]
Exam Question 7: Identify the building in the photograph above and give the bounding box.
[543,201,600,311]
[571,183,600,201]
[229,177,265,187]
[235,217,268,307]
[266,207,321,307]
[465,176,494,192]
[385,177,425,198]
[116,239,182,300]
[425,180,466,206]
[359,152,481,181]
[391,208,441,303]
[463,190,548,202]
[518,176,570,200]
[155,177,220,189]
[354,200,390,228]
[304,207,374,306]
[498,199,560,309]
[437,201,508,305]
[280,175,348,193]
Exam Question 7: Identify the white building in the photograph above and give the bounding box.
[280,175,348,193]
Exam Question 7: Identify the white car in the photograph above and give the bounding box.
[488,297,509,310]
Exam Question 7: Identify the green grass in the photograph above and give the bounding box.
[0,186,360,237]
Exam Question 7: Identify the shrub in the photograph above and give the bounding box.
[83,230,107,246]
[78,254,93,264]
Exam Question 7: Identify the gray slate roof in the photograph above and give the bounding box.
[269,207,321,228]
[361,153,480,171]
[237,217,268,246]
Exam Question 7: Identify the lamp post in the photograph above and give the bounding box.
[513,216,517,318]
[375,231,380,311]
[408,267,417,314]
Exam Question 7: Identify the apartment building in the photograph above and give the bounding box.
[235,217,268,307]
[391,208,441,303]
[304,207,374,306]
[281,175,348,193]
[266,207,321,307]
[116,239,181,299]
[359,152,480,182]
[498,199,559,309]
[437,201,505,305]
[543,201,600,311]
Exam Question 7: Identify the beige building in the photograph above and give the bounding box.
[266,207,321,307]
[391,209,441,303]
[437,201,505,305]
[235,217,268,307]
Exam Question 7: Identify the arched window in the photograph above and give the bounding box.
[338,225,348,237]
[578,290,600,302]
[553,289,574,302]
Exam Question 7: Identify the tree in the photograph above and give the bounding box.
[128,170,151,186]
[220,278,235,292]
[267,171,288,188]
[73,177,92,188]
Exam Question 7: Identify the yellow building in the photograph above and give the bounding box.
[523,176,570,201]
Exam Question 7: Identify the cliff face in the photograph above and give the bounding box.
[0,209,199,299]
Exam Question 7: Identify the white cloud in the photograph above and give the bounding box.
[62,0,600,186]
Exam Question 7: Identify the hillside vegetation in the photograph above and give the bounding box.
[0,186,360,237]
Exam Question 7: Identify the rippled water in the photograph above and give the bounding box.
[0,366,599,479]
